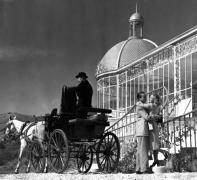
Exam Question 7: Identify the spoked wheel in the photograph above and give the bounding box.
[30,140,46,173]
[96,132,120,172]
[77,144,93,173]
[48,129,69,173]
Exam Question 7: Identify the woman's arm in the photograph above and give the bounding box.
[136,102,153,110]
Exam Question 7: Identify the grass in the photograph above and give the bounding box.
[0,140,19,174]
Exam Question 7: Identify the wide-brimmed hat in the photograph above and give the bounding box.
[75,72,88,78]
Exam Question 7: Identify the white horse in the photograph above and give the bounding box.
[5,115,48,174]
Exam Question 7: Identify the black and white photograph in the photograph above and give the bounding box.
[0,0,197,180]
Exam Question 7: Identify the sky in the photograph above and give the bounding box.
[0,0,196,115]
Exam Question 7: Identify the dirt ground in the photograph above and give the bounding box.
[0,172,197,180]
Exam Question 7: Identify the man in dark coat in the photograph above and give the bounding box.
[75,72,93,118]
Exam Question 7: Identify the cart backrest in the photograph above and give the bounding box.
[60,85,77,114]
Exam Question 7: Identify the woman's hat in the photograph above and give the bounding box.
[75,72,88,78]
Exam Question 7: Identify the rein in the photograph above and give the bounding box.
[6,121,34,141]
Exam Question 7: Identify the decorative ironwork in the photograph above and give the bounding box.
[175,36,197,58]
[110,76,117,86]
[96,63,110,75]
[125,61,147,80]
[97,79,103,90]
[175,59,180,93]
[119,73,126,84]
[148,47,174,70]
[103,77,110,87]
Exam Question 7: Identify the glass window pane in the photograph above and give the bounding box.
[149,71,153,92]
[192,52,197,109]
[181,90,185,99]
[180,57,185,90]
[127,80,131,107]
[138,76,141,92]
[186,88,191,99]
[159,67,163,88]
[123,83,126,108]
[100,88,103,108]
[186,55,191,89]
[104,87,109,109]
[164,64,168,96]
[169,62,174,93]
[119,85,123,109]
[131,79,135,105]
[143,73,148,93]
[135,78,138,95]
[154,69,159,90]
[110,86,117,110]
[97,90,100,108]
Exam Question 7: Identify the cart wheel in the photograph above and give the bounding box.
[77,144,93,173]
[30,140,46,173]
[96,132,120,172]
[48,129,69,173]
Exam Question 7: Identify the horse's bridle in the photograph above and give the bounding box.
[5,120,18,140]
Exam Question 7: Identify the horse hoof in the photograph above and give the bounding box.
[14,171,19,174]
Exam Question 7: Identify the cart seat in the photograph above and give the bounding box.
[68,114,109,126]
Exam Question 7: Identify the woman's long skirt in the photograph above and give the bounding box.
[149,122,160,151]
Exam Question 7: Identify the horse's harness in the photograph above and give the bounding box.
[6,120,36,141]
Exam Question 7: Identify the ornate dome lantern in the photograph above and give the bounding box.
[129,3,144,38]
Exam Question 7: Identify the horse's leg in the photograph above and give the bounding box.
[39,124,48,173]
[43,142,48,173]
[43,132,49,173]
[43,150,48,173]
[26,143,31,173]
[41,140,48,173]
[26,159,31,173]
[15,138,27,174]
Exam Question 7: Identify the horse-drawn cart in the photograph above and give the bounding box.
[42,107,120,173]
[4,86,120,174]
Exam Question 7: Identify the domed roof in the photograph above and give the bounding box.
[96,38,157,76]
[129,12,144,24]
[119,38,156,68]
[96,41,126,75]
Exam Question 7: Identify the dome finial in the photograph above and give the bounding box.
[136,0,138,13]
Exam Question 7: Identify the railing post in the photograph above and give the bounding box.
[194,112,197,158]
[189,113,193,162]
[179,116,182,151]
[184,115,187,148]
[167,122,169,148]
[173,119,176,154]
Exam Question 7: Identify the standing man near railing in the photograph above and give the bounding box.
[135,91,152,174]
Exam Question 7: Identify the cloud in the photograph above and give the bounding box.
[0,46,66,61]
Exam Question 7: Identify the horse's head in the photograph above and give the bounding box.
[4,115,17,140]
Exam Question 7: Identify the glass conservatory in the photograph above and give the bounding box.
[96,10,197,122]
[96,8,197,165]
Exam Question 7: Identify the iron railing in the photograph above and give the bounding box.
[105,104,137,142]
[162,108,197,153]
[105,86,169,142]
[105,84,197,171]
[160,108,197,171]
